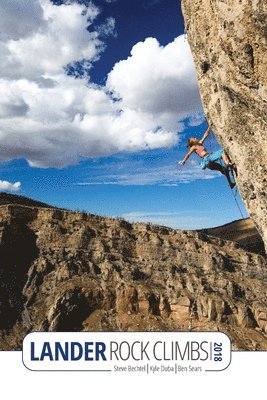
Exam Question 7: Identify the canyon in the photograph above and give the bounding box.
[0,194,266,351]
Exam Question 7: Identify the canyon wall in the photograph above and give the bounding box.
[0,204,267,350]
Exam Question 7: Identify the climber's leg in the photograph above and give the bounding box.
[222,150,238,176]
[208,161,236,189]
[221,151,231,165]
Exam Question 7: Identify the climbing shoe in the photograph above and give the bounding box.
[229,163,238,176]
[230,181,236,189]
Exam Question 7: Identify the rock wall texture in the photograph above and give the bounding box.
[181,0,267,249]
[0,204,267,350]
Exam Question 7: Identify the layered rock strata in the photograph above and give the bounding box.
[0,204,267,350]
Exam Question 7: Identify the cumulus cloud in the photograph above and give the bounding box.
[0,74,176,167]
[0,0,202,168]
[107,36,202,131]
[0,180,21,192]
[0,80,30,118]
[0,0,45,41]
[0,0,103,81]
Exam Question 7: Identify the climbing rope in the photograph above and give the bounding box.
[230,186,246,220]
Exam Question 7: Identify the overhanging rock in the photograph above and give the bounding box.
[182,0,267,250]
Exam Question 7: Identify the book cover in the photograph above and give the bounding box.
[0,0,266,398]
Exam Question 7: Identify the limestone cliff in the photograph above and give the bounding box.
[181,0,267,249]
[0,197,267,351]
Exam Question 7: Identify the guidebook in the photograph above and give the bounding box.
[0,1,266,398]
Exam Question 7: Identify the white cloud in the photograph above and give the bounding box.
[0,180,21,192]
[107,36,202,131]
[1,0,103,81]
[97,17,117,37]
[0,74,176,167]
[0,0,45,41]
[0,80,29,118]
[0,1,202,168]
[75,159,217,186]
[188,112,205,127]
[120,210,207,230]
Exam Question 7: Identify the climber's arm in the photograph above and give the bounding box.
[180,146,196,165]
[198,126,211,145]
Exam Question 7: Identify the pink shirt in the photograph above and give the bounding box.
[195,144,206,157]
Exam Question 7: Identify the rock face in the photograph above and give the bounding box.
[0,201,267,351]
[181,0,267,250]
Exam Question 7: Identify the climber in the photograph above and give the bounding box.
[179,126,237,189]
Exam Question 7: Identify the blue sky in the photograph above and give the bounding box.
[0,0,247,229]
